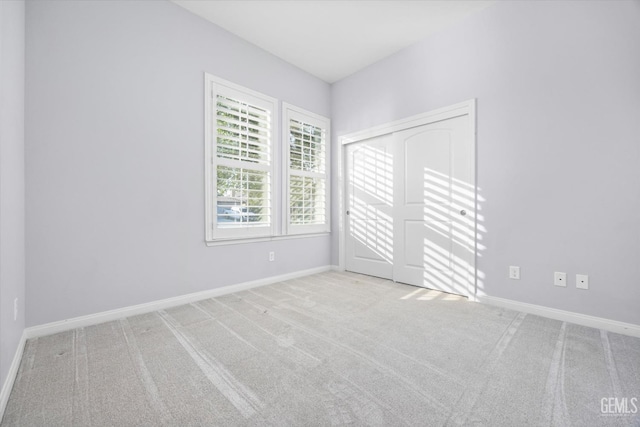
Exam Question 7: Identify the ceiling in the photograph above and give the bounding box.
[172,1,496,83]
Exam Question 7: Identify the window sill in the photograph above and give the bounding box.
[205,232,330,247]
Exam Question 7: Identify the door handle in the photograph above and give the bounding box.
[460,210,467,216]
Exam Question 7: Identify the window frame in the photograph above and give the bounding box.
[204,73,278,242]
[283,103,331,236]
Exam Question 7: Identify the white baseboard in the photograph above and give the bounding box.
[25,265,332,340]
[0,331,27,421]
[477,295,640,338]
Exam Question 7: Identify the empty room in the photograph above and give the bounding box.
[1,0,639,425]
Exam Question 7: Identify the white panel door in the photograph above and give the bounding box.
[342,102,475,297]
[345,134,394,280]
[393,115,475,296]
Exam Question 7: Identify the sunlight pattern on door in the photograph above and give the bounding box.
[344,104,477,297]
[422,169,476,297]
[351,145,393,262]
[394,115,475,297]
[345,137,394,279]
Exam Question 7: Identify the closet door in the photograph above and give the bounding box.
[342,102,476,297]
[344,134,394,280]
[393,114,475,296]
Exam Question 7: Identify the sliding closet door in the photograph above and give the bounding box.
[343,102,476,297]
[393,115,475,296]
[344,134,394,280]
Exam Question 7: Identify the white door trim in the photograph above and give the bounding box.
[338,99,477,293]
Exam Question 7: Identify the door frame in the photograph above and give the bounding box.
[337,99,477,297]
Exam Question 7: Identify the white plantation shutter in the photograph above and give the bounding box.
[204,75,330,244]
[205,74,277,240]
[284,104,330,235]
[216,96,271,166]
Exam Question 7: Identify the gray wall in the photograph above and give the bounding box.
[22,0,640,329]
[25,0,331,326]
[0,0,26,390]
[331,1,640,324]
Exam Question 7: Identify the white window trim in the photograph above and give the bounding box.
[204,73,278,242]
[282,103,331,236]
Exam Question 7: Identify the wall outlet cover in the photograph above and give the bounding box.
[554,272,567,287]
[576,274,589,290]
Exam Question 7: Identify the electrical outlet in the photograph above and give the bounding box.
[554,272,567,287]
[13,298,18,321]
[576,274,589,290]
[509,266,520,280]
[269,251,275,262]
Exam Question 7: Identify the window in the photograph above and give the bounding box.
[284,104,330,235]
[204,75,330,243]
[205,74,277,241]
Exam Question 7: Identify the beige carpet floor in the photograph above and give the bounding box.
[2,271,639,426]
